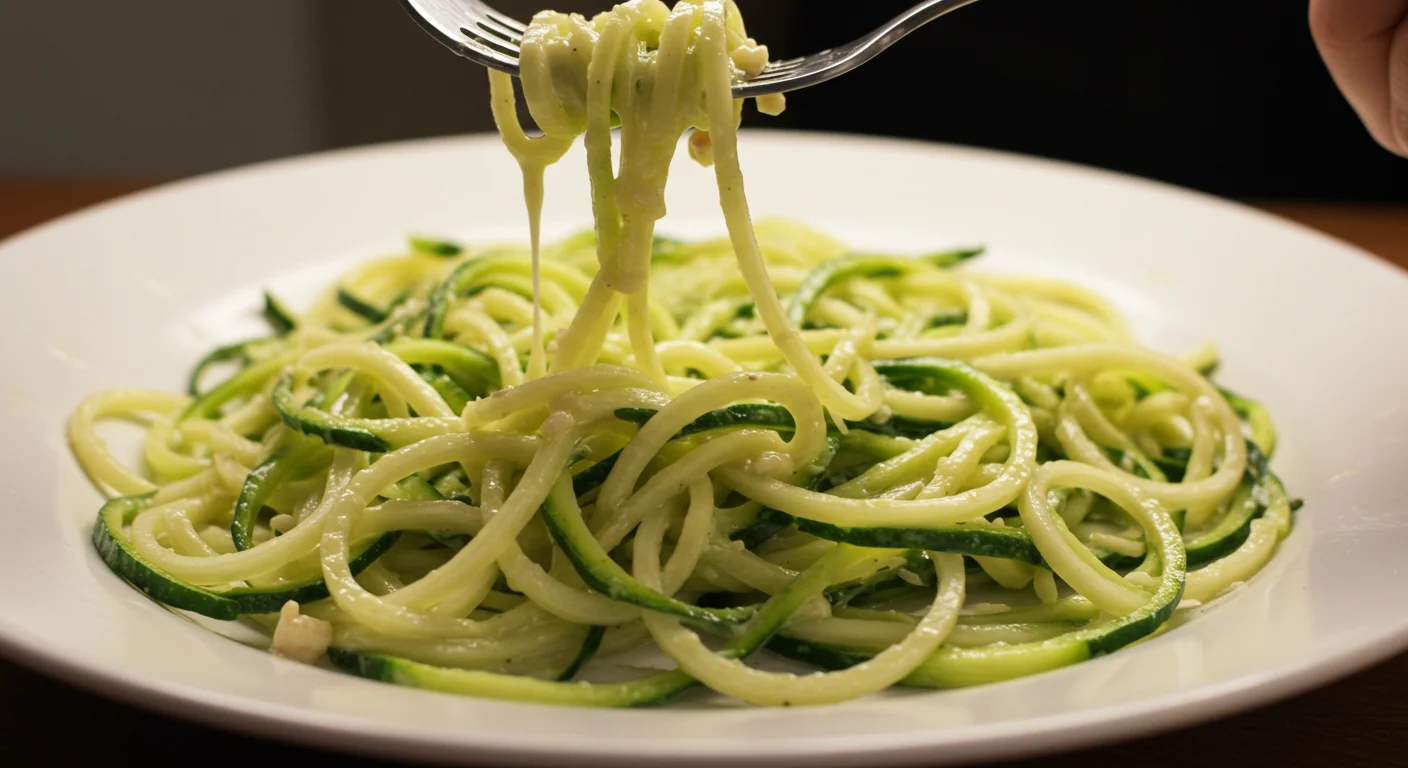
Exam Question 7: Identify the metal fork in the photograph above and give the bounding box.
[399,0,984,98]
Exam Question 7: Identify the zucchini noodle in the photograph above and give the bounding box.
[67,0,1299,707]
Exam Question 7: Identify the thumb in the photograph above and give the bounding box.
[1309,0,1408,156]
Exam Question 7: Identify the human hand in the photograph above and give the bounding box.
[1309,0,1408,157]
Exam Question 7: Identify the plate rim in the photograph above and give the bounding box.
[3,129,1407,766]
[5,608,1408,767]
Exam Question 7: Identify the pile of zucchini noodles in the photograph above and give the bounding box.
[68,0,1297,708]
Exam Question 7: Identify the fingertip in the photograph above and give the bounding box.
[1315,0,1408,157]
[1307,0,1334,47]
[1391,13,1408,156]
[1393,92,1408,157]
[1309,0,1408,49]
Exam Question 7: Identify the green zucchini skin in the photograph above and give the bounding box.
[230,438,331,551]
[615,379,1039,563]
[92,493,401,619]
[187,341,251,396]
[794,519,1043,563]
[186,338,282,397]
[821,547,1134,610]
[554,626,607,682]
[613,403,948,442]
[383,338,501,392]
[262,291,297,335]
[766,636,871,671]
[1183,492,1258,566]
[218,532,401,614]
[765,393,1190,691]
[539,489,755,629]
[725,437,839,550]
[729,507,793,549]
[369,305,430,345]
[271,374,392,453]
[1105,447,1169,483]
[840,415,954,439]
[571,451,620,498]
[329,460,870,707]
[1103,441,1288,568]
[326,504,873,707]
[418,370,473,414]
[765,633,1091,690]
[787,249,982,327]
[614,403,795,437]
[327,648,698,707]
[772,521,1187,690]
[824,550,934,607]
[390,475,473,551]
[409,236,464,257]
[423,253,519,339]
[336,288,390,323]
[927,248,985,269]
[1149,448,1189,482]
[871,357,1002,397]
[92,494,241,620]
[617,358,1247,597]
[925,310,968,329]
[906,510,1183,687]
[793,440,1289,578]
[1218,385,1277,457]
[182,353,294,421]
[1183,440,1281,566]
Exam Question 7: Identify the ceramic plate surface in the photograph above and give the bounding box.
[2,131,1406,767]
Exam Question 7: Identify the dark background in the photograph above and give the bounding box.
[350,0,1408,201]
[2,0,1404,200]
[326,0,1408,201]
[746,0,1408,201]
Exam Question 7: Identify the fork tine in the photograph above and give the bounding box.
[483,9,528,33]
[473,18,522,45]
[407,0,982,96]
[461,25,521,55]
[399,0,521,72]
[749,49,844,85]
[747,67,807,85]
[455,32,521,70]
[764,56,809,71]
[467,5,524,42]
[756,58,809,77]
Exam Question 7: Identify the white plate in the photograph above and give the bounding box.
[3,131,1407,767]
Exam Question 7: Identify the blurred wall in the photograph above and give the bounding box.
[765,0,1407,201]
[1,0,1404,200]
[0,1,321,176]
[316,0,614,148]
